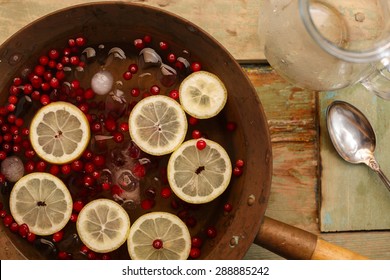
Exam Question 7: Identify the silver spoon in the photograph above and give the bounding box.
[326,100,390,192]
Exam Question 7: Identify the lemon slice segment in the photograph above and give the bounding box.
[76,199,130,253]
[127,212,191,260]
[167,139,232,204]
[129,95,187,156]
[179,71,227,119]
[9,172,73,236]
[29,101,90,164]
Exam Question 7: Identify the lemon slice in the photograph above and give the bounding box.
[127,212,191,260]
[167,139,232,204]
[179,71,227,119]
[9,172,73,236]
[29,101,90,164]
[129,95,187,156]
[76,199,130,253]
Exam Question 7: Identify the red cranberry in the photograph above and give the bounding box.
[235,159,245,168]
[123,71,132,80]
[36,160,47,172]
[18,223,29,238]
[191,130,202,139]
[190,62,202,72]
[152,239,163,249]
[196,139,206,150]
[82,149,93,160]
[169,89,179,100]
[206,226,217,238]
[91,121,102,133]
[52,230,64,242]
[133,163,146,178]
[113,132,124,143]
[84,162,95,174]
[223,203,233,213]
[128,64,138,74]
[70,213,78,223]
[57,251,71,260]
[104,118,117,132]
[130,87,140,97]
[226,121,237,132]
[87,251,97,260]
[73,200,84,213]
[93,155,105,167]
[143,35,152,44]
[119,122,129,132]
[80,245,90,255]
[191,237,203,248]
[26,232,36,243]
[24,160,35,173]
[189,247,201,259]
[49,165,60,176]
[83,175,94,187]
[0,209,7,218]
[70,56,80,66]
[167,53,176,63]
[160,187,172,199]
[233,166,243,177]
[3,214,14,227]
[101,182,111,191]
[50,77,60,89]
[159,41,169,50]
[101,253,111,260]
[150,85,160,95]
[186,216,197,228]
[39,55,49,66]
[134,38,144,49]
[10,222,19,233]
[40,94,51,106]
[84,88,95,100]
[61,164,72,175]
[188,116,198,126]
[141,198,155,210]
[8,95,18,105]
[48,49,60,60]
[76,37,86,47]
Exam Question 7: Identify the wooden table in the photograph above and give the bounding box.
[1,0,390,260]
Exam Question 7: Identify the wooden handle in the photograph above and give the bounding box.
[254,216,368,260]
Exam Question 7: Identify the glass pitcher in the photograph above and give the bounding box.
[259,0,390,99]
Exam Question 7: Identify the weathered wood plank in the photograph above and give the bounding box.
[0,0,265,61]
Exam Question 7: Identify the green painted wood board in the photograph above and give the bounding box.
[319,85,390,232]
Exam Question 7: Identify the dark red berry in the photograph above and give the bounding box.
[36,160,47,172]
[49,165,60,176]
[130,87,140,97]
[104,118,117,132]
[119,122,129,132]
[191,237,203,248]
[160,187,172,199]
[84,162,95,174]
[134,38,144,49]
[233,166,243,177]
[167,53,176,63]
[80,245,90,255]
[0,210,7,218]
[188,116,198,126]
[192,130,202,139]
[3,214,14,227]
[52,230,64,242]
[26,232,36,243]
[159,41,169,50]
[75,37,87,47]
[70,213,78,223]
[189,247,201,259]
[84,88,95,100]
[190,62,202,72]
[235,159,245,168]
[141,198,155,210]
[226,121,237,132]
[169,89,179,100]
[206,226,217,238]
[150,85,160,95]
[61,164,72,175]
[133,163,146,178]
[223,203,233,213]
[196,139,207,150]
[73,200,84,213]
[128,64,138,74]
[93,155,105,167]
[123,71,132,80]
[113,132,124,143]
[18,223,29,238]
[10,222,19,233]
[152,239,163,249]
[143,35,152,44]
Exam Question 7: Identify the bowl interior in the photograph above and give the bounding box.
[0,2,272,259]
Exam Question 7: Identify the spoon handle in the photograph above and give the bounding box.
[367,158,390,193]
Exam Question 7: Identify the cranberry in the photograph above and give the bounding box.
[3,214,14,227]
[49,165,60,176]
[191,130,202,139]
[48,49,60,60]
[39,55,49,65]
[130,87,140,97]
[61,164,72,175]
[70,213,78,223]
[80,245,90,255]
[40,94,51,105]
[189,247,201,259]
[93,155,105,167]
[84,88,95,100]
[8,95,18,105]
[134,38,144,49]
[160,187,172,199]
[101,182,111,191]
[104,118,117,132]
[143,35,152,44]
[123,71,132,80]
[73,200,84,213]
[133,163,146,178]
[87,251,97,260]
[159,41,169,50]
[196,139,207,150]
[70,56,80,66]
[0,209,7,218]
[190,62,202,72]
[84,162,95,174]
[152,239,163,249]
[101,253,111,260]
[6,104,15,112]
[10,222,19,233]
[56,70,66,80]
[52,230,64,242]
[223,203,233,213]
[191,237,203,248]
[58,251,72,260]
[83,175,94,187]
[226,121,237,132]
[18,223,29,238]
[78,103,89,114]
[113,132,124,143]
[233,166,243,177]
[36,160,47,172]
[186,216,197,228]
[25,149,36,158]
[169,89,179,100]
[76,37,87,47]
[150,85,160,95]
[24,160,35,173]
[26,232,36,243]
[82,149,93,160]
[128,64,138,74]
[235,159,245,168]
[206,226,217,239]
[141,198,155,210]
[119,122,129,132]
[167,53,176,63]
[111,184,123,196]
[91,121,102,133]
[50,77,60,89]
[188,116,198,126]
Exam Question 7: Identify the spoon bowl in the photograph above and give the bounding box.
[326,100,390,192]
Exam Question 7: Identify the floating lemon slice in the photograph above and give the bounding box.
[29,101,90,164]
[76,199,130,253]
[167,139,232,204]
[179,71,227,119]
[129,95,187,156]
[9,172,73,236]
[127,212,191,260]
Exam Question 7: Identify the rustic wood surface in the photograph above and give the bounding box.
[1,0,390,260]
